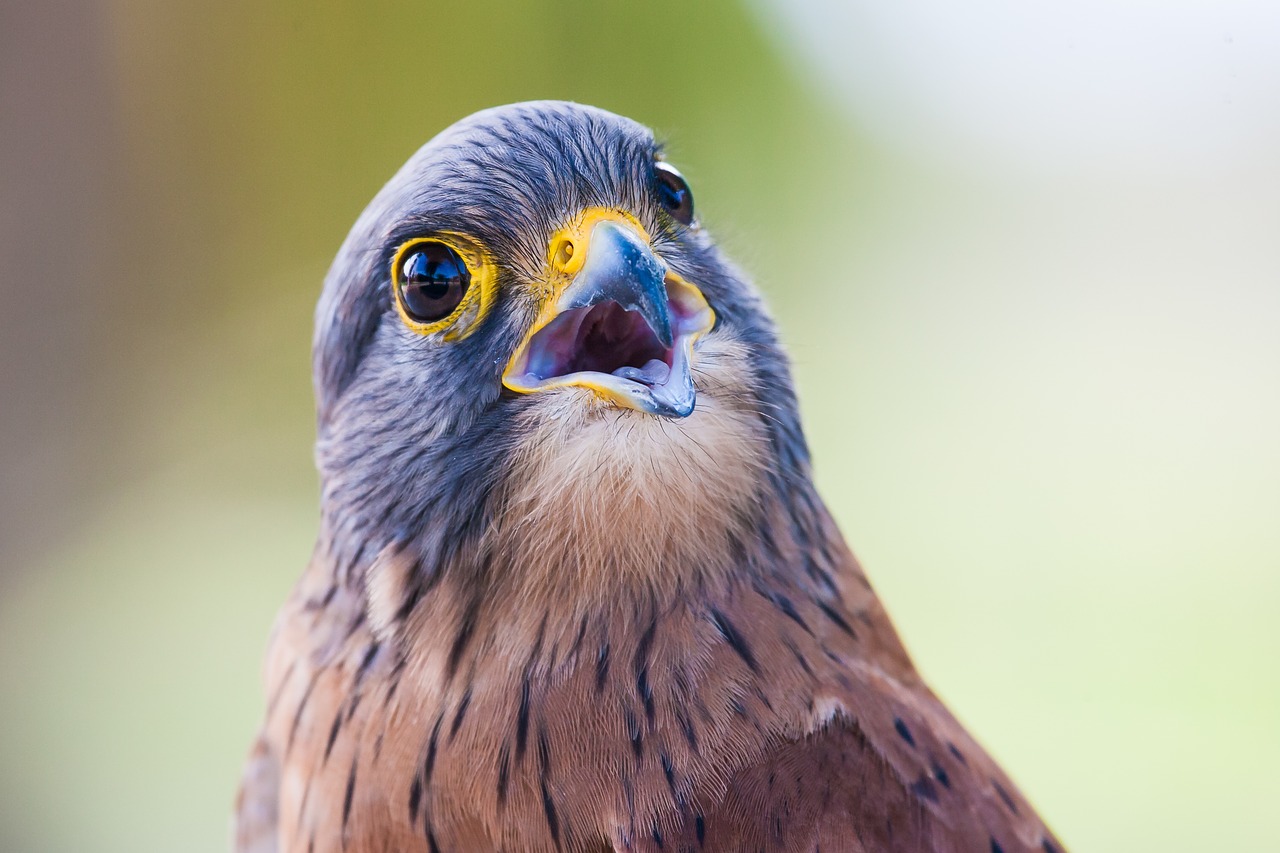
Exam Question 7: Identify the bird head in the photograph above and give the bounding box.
[313,102,811,623]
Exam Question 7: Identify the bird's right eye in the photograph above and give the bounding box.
[654,161,695,226]
[396,241,471,324]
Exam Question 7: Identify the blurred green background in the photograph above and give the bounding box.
[2,1,1277,851]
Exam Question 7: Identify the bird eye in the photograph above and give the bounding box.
[396,241,470,324]
[654,161,694,226]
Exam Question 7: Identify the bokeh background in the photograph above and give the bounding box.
[2,1,1278,850]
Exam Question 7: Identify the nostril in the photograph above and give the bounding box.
[551,237,581,274]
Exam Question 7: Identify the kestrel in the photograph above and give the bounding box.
[235,102,1063,853]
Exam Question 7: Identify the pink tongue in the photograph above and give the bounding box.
[613,359,670,386]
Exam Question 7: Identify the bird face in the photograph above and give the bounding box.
[314,103,804,590]
[386,200,715,419]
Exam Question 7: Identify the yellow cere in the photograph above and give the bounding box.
[547,207,651,278]
[390,233,499,342]
[503,207,658,381]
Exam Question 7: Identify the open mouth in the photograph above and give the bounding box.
[503,275,713,418]
[502,214,715,418]
[523,300,669,387]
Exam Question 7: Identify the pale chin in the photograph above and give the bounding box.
[498,331,770,597]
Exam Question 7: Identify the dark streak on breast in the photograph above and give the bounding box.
[496,744,511,808]
[571,615,590,654]
[538,727,561,850]
[802,551,838,597]
[541,779,561,850]
[537,726,551,773]
[306,582,338,611]
[624,705,644,761]
[353,641,381,685]
[932,761,952,789]
[993,779,1020,815]
[908,774,940,803]
[408,775,422,823]
[448,686,472,742]
[344,691,363,723]
[595,643,611,694]
[757,585,813,636]
[515,676,532,762]
[636,613,659,656]
[675,706,699,752]
[636,665,655,726]
[784,636,814,677]
[340,758,357,841]
[393,582,423,623]
[708,608,759,672]
[424,713,444,782]
[341,610,366,642]
[816,600,857,639]
[286,669,324,755]
[445,604,478,683]
[660,751,681,806]
[324,708,344,763]
[382,656,407,707]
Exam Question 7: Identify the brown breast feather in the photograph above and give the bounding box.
[235,503,1063,853]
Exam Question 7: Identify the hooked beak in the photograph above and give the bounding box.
[502,211,715,418]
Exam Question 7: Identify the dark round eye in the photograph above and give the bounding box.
[654,161,694,226]
[397,241,470,324]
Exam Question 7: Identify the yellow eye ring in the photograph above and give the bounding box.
[391,234,498,341]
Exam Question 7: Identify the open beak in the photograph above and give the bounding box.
[502,212,715,418]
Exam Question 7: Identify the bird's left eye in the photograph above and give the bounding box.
[396,241,470,324]
[654,161,694,226]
